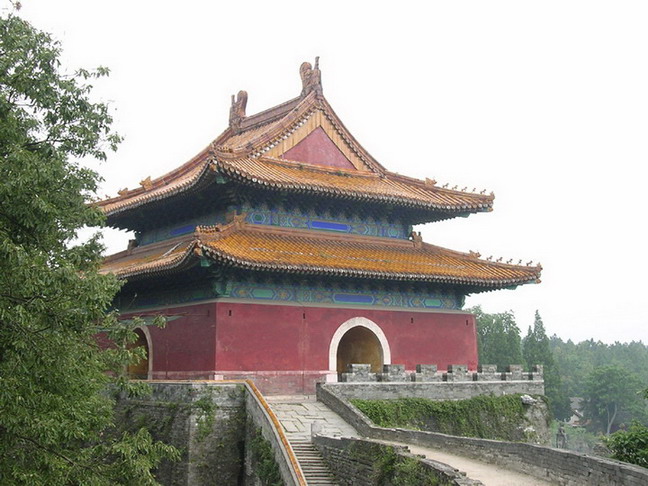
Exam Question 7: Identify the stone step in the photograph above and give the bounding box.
[289,440,337,485]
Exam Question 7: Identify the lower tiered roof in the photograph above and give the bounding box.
[101,217,541,292]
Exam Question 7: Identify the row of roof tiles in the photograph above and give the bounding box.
[101,220,541,290]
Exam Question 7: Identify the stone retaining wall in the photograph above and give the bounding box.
[117,381,305,486]
[317,383,648,486]
[313,435,483,485]
[116,382,247,485]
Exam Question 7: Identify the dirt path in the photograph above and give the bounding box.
[391,442,557,486]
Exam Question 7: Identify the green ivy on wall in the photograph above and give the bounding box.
[352,394,538,441]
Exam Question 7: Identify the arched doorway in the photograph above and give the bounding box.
[336,326,383,373]
[328,317,391,380]
[127,328,150,379]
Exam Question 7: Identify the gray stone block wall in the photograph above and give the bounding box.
[116,382,303,486]
[116,382,247,486]
[316,384,648,486]
[313,435,483,486]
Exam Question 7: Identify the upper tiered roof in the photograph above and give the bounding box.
[96,59,494,228]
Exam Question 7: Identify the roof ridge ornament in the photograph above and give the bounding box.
[229,90,248,134]
[139,176,153,190]
[300,56,322,97]
[410,231,423,248]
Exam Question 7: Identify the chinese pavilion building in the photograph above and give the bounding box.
[98,60,541,394]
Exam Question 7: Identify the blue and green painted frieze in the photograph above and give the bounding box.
[220,280,462,310]
[240,204,410,239]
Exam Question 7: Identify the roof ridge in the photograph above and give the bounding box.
[239,95,303,130]
[250,156,377,177]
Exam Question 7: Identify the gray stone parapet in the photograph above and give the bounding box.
[379,364,409,382]
[340,363,544,384]
[475,364,498,381]
[530,364,544,381]
[339,364,378,382]
[446,364,470,382]
[412,364,442,382]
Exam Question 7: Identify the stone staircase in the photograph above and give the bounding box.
[290,439,337,485]
[267,396,358,486]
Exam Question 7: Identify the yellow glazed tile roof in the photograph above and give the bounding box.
[95,89,493,219]
[101,221,541,289]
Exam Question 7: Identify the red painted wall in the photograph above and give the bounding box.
[122,303,217,379]
[130,301,477,392]
[213,302,478,372]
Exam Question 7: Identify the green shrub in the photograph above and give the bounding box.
[603,422,648,468]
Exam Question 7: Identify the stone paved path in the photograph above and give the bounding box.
[390,442,556,486]
[267,395,558,486]
[268,395,358,441]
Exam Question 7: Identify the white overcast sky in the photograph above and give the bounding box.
[14,0,648,344]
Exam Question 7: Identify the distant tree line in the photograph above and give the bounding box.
[470,306,648,433]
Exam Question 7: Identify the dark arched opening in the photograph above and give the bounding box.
[127,328,149,379]
[336,326,383,374]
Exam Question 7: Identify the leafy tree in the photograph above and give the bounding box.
[603,421,648,467]
[523,311,571,420]
[471,306,523,370]
[583,366,646,435]
[0,11,177,484]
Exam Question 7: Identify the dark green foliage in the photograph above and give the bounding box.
[249,425,283,486]
[352,395,531,440]
[370,445,446,486]
[603,421,648,467]
[550,337,648,397]
[583,366,647,435]
[0,11,177,484]
[471,306,523,369]
[523,311,571,420]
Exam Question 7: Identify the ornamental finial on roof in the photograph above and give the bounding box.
[410,231,423,248]
[229,90,248,134]
[300,57,322,96]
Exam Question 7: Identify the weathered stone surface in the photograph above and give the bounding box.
[115,382,246,486]
[321,380,545,402]
[503,364,524,381]
[313,435,482,485]
[413,364,442,382]
[340,363,378,382]
[116,382,303,486]
[446,364,470,382]
[316,384,648,486]
[379,364,409,382]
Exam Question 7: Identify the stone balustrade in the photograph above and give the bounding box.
[339,363,544,383]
